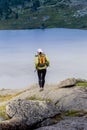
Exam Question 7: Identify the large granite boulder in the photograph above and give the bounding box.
[0,99,59,130]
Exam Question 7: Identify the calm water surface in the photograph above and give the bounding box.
[0,28,87,89]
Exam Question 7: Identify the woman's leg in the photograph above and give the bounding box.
[42,69,46,88]
[37,70,42,88]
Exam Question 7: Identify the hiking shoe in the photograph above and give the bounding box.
[39,88,42,92]
[42,88,44,91]
[39,88,44,92]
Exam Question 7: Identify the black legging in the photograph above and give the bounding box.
[37,69,46,88]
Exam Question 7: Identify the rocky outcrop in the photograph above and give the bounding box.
[0,78,87,130]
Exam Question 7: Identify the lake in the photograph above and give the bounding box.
[0,28,87,89]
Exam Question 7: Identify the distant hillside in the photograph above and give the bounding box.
[0,0,87,29]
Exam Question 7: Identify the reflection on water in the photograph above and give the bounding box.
[0,28,87,89]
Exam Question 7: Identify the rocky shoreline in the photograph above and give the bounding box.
[0,78,87,130]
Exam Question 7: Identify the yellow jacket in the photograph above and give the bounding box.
[35,54,50,70]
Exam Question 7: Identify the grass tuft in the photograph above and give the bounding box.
[0,91,24,102]
[76,82,87,87]
[26,95,52,102]
[0,105,9,120]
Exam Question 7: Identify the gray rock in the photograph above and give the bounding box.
[36,117,87,130]
[58,78,77,88]
[55,87,87,111]
[6,99,58,120]
[0,99,59,129]
[57,77,87,88]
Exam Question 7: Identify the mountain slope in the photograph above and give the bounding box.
[0,0,87,29]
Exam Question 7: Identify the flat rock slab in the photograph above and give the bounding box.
[36,117,87,130]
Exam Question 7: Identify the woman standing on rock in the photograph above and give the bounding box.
[35,49,50,91]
